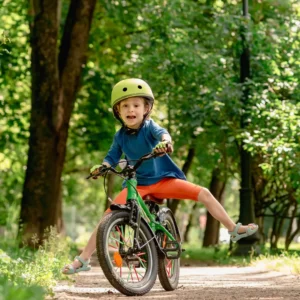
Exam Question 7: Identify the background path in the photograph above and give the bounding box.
[53,257,300,300]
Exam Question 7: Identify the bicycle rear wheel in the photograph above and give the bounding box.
[157,209,180,291]
[96,210,158,296]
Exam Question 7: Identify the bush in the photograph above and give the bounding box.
[0,276,45,300]
[0,226,72,296]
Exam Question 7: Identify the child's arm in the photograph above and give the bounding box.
[103,134,122,167]
[161,133,172,143]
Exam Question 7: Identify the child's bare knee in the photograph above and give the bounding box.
[197,187,211,204]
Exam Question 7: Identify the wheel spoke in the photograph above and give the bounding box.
[106,222,152,284]
[99,211,158,296]
[111,230,119,247]
[108,244,118,250]
[110,235,125,245]
[133,266,140,281]
[166,259,172,277]
[138,257,147,269]
[127,264,134,282]
[115,225,127,245]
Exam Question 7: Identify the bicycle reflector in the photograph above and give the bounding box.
[114,252,123,267]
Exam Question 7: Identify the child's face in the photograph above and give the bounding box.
[117,97,149,129]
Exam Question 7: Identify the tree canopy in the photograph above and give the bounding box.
[0,0,299,249]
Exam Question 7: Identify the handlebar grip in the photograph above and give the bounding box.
[86,166,109,179]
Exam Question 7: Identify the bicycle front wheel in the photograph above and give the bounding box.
[96,210,158,296]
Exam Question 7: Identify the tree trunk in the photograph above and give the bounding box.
[270,215,279,249]
[183,202,198,242]
[270,203,289,249]
[285,196,300,250]
[202,168,226,247]
[19,0,96,246]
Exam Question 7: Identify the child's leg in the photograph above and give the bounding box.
[196,187,258,234]
[62,187,150,274]
[62,188,128,274]
[151,178,257,235]
[196,187,235,231]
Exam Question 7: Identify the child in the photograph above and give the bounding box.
[62,78,258,274]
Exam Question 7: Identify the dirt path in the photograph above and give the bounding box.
[53,258,300,300]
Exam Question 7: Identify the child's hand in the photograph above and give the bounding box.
[90,164,104,179]
[153,141,173,155]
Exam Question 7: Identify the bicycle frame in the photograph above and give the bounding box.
[95,152,182,296]
[90,151,181,258]
[125,177,176,242]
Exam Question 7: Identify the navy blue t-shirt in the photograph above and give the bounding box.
[103,119,186,186]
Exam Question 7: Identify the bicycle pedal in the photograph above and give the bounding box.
[163,249,181,259]
[164,241,180,251]
[163,241,182,259]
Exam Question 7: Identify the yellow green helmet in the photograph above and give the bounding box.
[111,78,154,109]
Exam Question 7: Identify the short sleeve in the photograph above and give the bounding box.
[149,119,168,141]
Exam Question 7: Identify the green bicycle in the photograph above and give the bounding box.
[88,152,183,296]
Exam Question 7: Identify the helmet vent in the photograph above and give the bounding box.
[138,85,142,89]
[123,87,127,91]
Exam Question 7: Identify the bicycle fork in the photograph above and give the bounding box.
[127,199,155,251]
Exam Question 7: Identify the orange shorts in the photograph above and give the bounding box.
[109,178,202,209]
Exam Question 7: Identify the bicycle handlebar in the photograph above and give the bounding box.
[86,151,161,180]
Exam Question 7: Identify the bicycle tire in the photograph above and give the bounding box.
[96,210,158,296]
[157,208,180,291]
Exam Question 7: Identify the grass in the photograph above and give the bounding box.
[181,243,251,267]
[0,276,45,300]
[251,252,300,275]
[181,241,300,275]
[0,227,74,299]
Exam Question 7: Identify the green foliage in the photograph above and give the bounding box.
[0,0,30,227]
[237,0,300,247]
[0,0,299,249]
[243,0,300,199]
[252,251,300,275]
[182,244,251,266]
[0,227,71,295]
[244,98,299,196]
[0,277,45,300]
